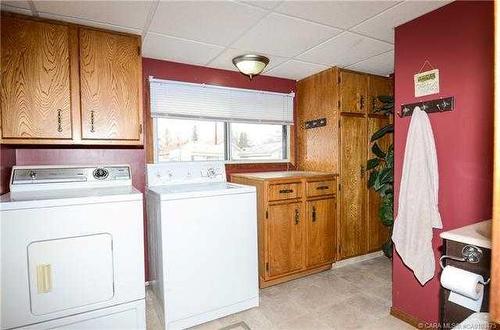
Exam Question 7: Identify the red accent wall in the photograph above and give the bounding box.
[0,145,16,194]
[393,1,494,323]
[13,59,296,279]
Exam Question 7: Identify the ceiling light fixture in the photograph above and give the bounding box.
[232,54,269,80]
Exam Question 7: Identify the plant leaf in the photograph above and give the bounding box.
[370,124,394,142]
[378,95,394,103]
[371,143,386,158]
[379,168,393,184]
[368,170,378,188]
[382,239,393,258]
[367,158,380,170]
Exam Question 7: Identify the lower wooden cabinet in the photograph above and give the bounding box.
[231,172,337,288]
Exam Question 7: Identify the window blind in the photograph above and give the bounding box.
[149,78,294,125]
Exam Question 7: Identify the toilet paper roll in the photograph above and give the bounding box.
[441,266,484,300]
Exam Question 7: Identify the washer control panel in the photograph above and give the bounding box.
[12,166,131,185]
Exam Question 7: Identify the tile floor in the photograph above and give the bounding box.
[146,256,414,330]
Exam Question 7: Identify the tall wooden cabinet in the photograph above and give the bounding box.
[297,67,393,260]
[231,172,337,288]
[0,13,143,145]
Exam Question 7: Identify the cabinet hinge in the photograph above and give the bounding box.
[338,76,341,84]
[265,210,268,219]
[138,46,141,56]
[266,262,269,272]
[337,100,341,108]
[338,120,340,128]
[339,183,341,191]
[139,124,143,134]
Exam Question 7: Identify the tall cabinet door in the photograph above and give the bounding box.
[340,115,367,259]
[267,202,304,277]
[1,16,73,139]
[368,76,393,114]
[306,198,336,267]
[79,28,142,141]
[339,70,368,114]
[367,116,391,252]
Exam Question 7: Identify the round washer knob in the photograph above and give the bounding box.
[93,168,109,180]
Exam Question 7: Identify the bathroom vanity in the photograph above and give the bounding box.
[440,220,492,326]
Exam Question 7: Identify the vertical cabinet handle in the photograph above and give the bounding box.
[312,206,317,222]
[57,109,63,132]
[360,95,365,109]
[294,209,300,225]
[90,110,95,133]
[360,165,366,178]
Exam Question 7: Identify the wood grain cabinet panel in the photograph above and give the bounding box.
[340,115,367,259]
[339,70,368,114]
[1,16,73,140]
[306,198,335,267]
[231,172,337,288]
[268,202,304,277]
[79,28,142,141]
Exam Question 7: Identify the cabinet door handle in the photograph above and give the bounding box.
[360,95,365,109]
[57,109,63,132]
[316,186,329,190]
[294,209,300,225]
[279,189,294,194]
[360,165,366,178]
[90,110,95,133]
[312,206,317,222]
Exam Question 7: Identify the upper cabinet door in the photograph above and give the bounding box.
[1,17,73,139]
[339,70,368,114]
[79,28,142,142]
[368,76,393,114]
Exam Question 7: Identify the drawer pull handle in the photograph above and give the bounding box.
[279,189,294,194]
[90,110,95,133]
[312,206,317,222]
[295,209,300,225]
[57,109,63,132]
[316,186,329,190]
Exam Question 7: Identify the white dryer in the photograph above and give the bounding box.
[146,162,259,330]
[0,165,146,329]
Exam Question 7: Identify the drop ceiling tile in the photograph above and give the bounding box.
[275,1,399,29]
[266,60,329,80]
[149,1,267,47]
[241,0,282,10]
[37,13,142,35]
[352,1,453,43]
[34,0,154,30]
[346,51,394,76]
[142,33,224,66]
[298,32,393,67]
[233,13,341,58]
[207,48,288,73]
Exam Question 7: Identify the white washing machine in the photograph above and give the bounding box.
[146,162,259,330]
[0,165,146,330]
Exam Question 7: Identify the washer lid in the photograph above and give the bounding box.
[0,186,142,211]
[148,182,255,200]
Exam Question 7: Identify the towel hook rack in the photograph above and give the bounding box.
[397,96,454,118]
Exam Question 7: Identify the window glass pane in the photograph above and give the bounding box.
[156,118,224,161]
[230,123,285,161]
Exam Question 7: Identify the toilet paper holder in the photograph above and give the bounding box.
[440,245,490,284]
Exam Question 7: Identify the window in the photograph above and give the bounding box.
[154,118,289,163]
[150,78,294,163]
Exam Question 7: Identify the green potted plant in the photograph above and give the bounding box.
[367,95,394,258]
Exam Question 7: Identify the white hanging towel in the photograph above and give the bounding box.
[393,106,442,285]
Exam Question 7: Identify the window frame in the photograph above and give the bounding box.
[152,117,290,164]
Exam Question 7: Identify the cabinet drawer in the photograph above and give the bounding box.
[268,183,301,201]
[306,180,335,197]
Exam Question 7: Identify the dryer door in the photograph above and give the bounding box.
[27,234,114,315]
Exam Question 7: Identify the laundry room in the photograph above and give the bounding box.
[0,1,498,329]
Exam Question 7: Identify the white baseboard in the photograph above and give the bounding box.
[333,251,384,268]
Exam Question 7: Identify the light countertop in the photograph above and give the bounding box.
[440,219,492,249]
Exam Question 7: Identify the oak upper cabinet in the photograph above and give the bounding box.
[79,28,142,142]
[268,202,304,277]
[1,16,77,141]
[306,197,336,267]
[231,172,337,288]
[339,70,368,114]
[0,13,143,145]
[339,115,368,259]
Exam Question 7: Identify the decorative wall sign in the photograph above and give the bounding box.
[414,68,440,97]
